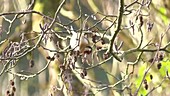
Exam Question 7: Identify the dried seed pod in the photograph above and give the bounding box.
[11,92,14,96]
[84,46,92,54]
[103,53,109,60]
[74,56,77,62]
[157,63,162,69]
[82,68,87,76]
[148,58,154,63]
[55,53,60,58]
[50,56,55,61]
[46,56,51,60]
[150,74,153,80]
[144,84,148,90]
[159,54,164,61]
[70,50,74,56]
[6,90,10,95]
[92,34,97,43]
[101,38,105,45]
[139,15,143,27]
[147,22,154,32]
[10,80,14,86]
[29,59,34,68]
[49,93,53,96]
[74,50,80,56]
[80,73,84,79]
[12,86,16,92]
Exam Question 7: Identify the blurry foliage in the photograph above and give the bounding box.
[159,7,169,24]
[0,0,170,96]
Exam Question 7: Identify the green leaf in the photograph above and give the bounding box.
[159,7,169,25]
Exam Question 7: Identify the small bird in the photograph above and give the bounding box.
[70,26,89,53]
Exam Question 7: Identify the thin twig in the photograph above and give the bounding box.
[107,0,124,62]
